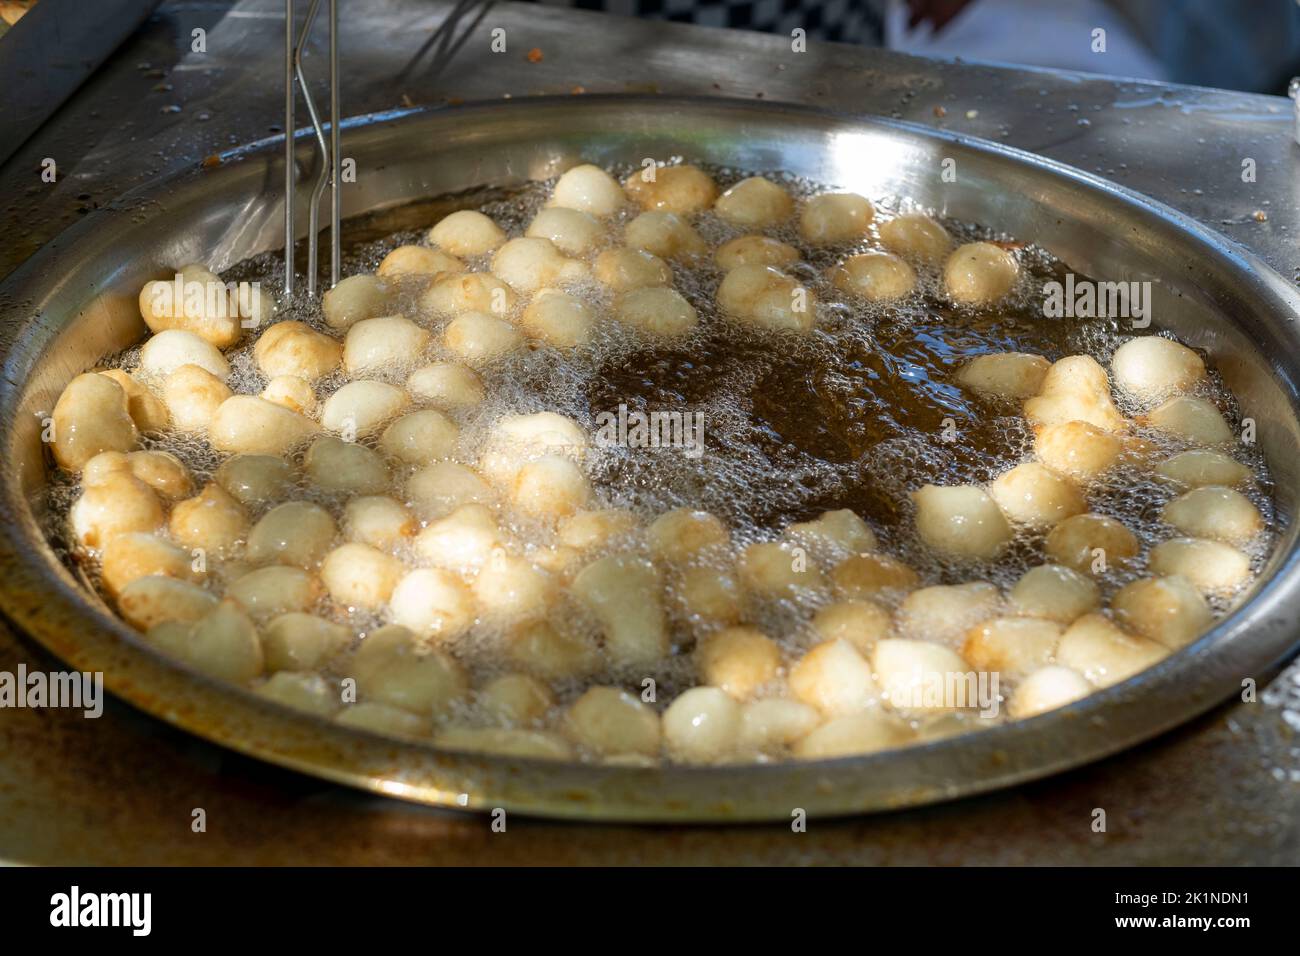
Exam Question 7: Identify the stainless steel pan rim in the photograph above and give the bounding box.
[0,94,1297,822]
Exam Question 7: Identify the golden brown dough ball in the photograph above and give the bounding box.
[713,177,794,228]
[624,164,718,215]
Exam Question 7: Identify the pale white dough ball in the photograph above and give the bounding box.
[1148,537,1251,593]
[420,271,518,317]
[593,247,672,292]
[216,454,293,506]
[1162,485,1262,545]
[737,540,826,596]
[256,671,339,716]
[208,395,318,456]
[304,436,390,495]
[414,503,504,571]
[557,508,639,552]
[511,454,590,518]
[943,242,1019,306]
[646,508,729,562]
[896,582,1002,644]
[988,462,1086,529]
[832,252,916,302]
[50,373,139,471]
[351,624,467,716]
[662,686,742,764]
[506,619,598,680]
[809,600,892,653]
[406,461,492,519]
[1044,513,1139,575]
[473,553,558,625]
[376,244,463,278]
[788,639,878,716]
[98,369,169,434]
[406,362,485,409]
[168,482,248,557]
[1039,354,1111,395]
[1034,420,1122,480]
[696,626,782,699]
[1143,396,1232,445]
[379,409,458,466]
[873,639,974,713]
[798,192,873,244]
[525,207,606,256]
[1110,336,1205,403]
[158,599,263,684]
[623,210,708,260]
[785,508,877,556]
[549,163,626,216]
[336,702,428,737]
[563,686,661,757]
[1006,563,1099,623]
[476,673,555,727]
[912,484,1012,559]
[737,699,822,753]
[260,375,315,416]
[962,615,1063,680]
[1023,389,1125,433]
[140,329,230,380]
[478,411,587,484]
[1007,665,1092,719]
[226,565,321,620]
[320,380,409,438]
[878,213,953,264]
[263,612,350,672]
[1111,575,1212,649]
[119,575,217,630]
[1155,450,1251,489]
[716,264,815,333]
[343,315,430,376]
[344,495,418,551]
[443,311,524,364]
[491,237,588,294]
[714,235,800,271]
[428,209,506,257]
[120,450,191,499]
[956,352,1051,401]
[163,364,232,432]
[571,553,669,668]
[520,289,596,347]
[253,320,341,382]
[792,712,910,759]
[137,263,243,348]
[322,274,390,331]
[675,565,744,626]
[614,286,699,337]
[388,567,475,640]
[1055,613,1168,687]
[320,543,404,610]
[246,501,336,569]
[100,532,195,598]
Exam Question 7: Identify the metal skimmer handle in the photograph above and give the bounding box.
[283,0,340,297]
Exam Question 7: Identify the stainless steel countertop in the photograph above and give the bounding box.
[1,0,1297,864]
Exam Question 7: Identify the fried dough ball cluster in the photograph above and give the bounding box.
[47,159,1268,766]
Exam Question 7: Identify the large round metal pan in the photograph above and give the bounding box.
[0,95,1297,822]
